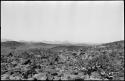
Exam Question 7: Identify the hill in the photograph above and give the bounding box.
[1,41,25,47]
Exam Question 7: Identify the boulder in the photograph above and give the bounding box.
[33,73,47,80]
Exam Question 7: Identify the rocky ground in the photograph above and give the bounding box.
[1,40,124,80]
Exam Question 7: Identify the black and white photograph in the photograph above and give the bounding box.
[1,1,124,80]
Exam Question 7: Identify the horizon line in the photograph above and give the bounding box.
[1,38,124,45]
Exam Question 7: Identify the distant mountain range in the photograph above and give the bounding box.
[1,38,124,47]
[1,39,98,46]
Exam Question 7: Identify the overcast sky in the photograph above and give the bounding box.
[1,1,124,43]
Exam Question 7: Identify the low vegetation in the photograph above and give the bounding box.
[1,40,124,80]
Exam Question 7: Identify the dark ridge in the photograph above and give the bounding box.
[101,40,124,46]
[1,41,25,47]
[31,42,54,46]
[50,45,91,51]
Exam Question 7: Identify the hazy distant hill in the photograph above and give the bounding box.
[1,41,60,50]
[1,40,124,49]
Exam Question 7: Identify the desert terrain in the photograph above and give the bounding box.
[1,40,124,80]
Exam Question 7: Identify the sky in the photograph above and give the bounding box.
[1,1,124,44]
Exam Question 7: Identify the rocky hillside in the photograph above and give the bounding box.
[1,40,124,80]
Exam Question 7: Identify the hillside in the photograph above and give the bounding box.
[1,41,25,47]
[1,40,124,80]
